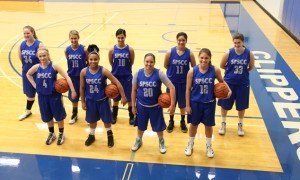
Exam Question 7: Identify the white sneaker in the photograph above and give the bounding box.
[69,114,78,124]
[159,138,167,154]
[131,138,142,152]
[45,132,56,145]
[185,142,194,156]
[238,123,245,136]
[218,122,226,135]
[206,144,214,158]
[18,110,32,121]
[57,133,65,145]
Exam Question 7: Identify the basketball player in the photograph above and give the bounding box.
[80,45,127,148]
[65,30,88,124]
[18,25,44,121]
[131,53,176,154]
[164,32,196,133]
[26,47,77,145]
[185,48,231,157]
[108,28,135,125]
[217,32,255,136]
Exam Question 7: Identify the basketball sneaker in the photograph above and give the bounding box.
[69,114,78,124]
[129,117,134,125]
[159,138,167,154]
[18,110,32,121]
[185,142,194,156]
[107,130,114,148]
[112,106,118,124]
[45,132,56,145]
[131,138,142,152]
[57,133,64,145]
[166,120,174,133]
[218,122,226,135]
[129,108,135,125]
[85,134,95,146]
[238,123,245,136]
[206,144,214,158]
[180,120,188,133]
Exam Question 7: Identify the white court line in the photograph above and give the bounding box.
[56,12,119,64]
[122,163,134,180]
[0,67,22,88]
[0,76,21,78]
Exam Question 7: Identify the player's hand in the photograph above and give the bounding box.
[81,102,87,110]
[186,106,192,115]
[121,96,127,106]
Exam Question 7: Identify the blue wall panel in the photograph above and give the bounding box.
[282,0,300,41]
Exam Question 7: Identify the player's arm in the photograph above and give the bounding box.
[164,51,171,69]
[84,46,89,66]
[108,48,114,66]
[80,68,87,110]
[38,42,44,48]
[129,46,135,66]
[131,72,138,115]
[160,70,175,114]
[190,51,196,67]
[26,64,39,89]
[185,68,193,114]
[248,51,255,71]
[103,67,127,105]
[215,67,231,98]
[18,45,22,62]
[64,49,68,60]
[53,64,76,99]
[220,51,229,69]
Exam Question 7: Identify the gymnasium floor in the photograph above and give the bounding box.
[0,0,300,179]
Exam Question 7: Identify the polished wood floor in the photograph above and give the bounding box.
[1,0,298,173]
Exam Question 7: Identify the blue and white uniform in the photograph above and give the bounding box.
[187,65,216,126]
[111,45,132,102]
[84,66,113,123]
[133,68,171,132]
[65,44,86,102]
[36,61,66,122]
[166,47,192,108]
[218,47,251,111]
[20,40,41,97]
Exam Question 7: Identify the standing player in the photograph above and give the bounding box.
[80,45,127,148]
[185,48,231,157]
[131,53,176,154]
[217,32,255,136]
[108,28,135,125]
[65,30,88,124]
[26,47,77,145]
[164,32,196,133]
[18,25,44,121]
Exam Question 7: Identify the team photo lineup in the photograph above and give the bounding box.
[19,25,254,157]
[2,1,300,179]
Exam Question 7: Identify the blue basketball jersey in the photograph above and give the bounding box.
[111,45,132,76]
[36,61,57,95]
[85,66,107,101]
[191,65,215,103]
[137,68,162,106]
[166,47,191,83]
[66,44,86,77]
[20,40,41,72]
[224,47,251,85]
